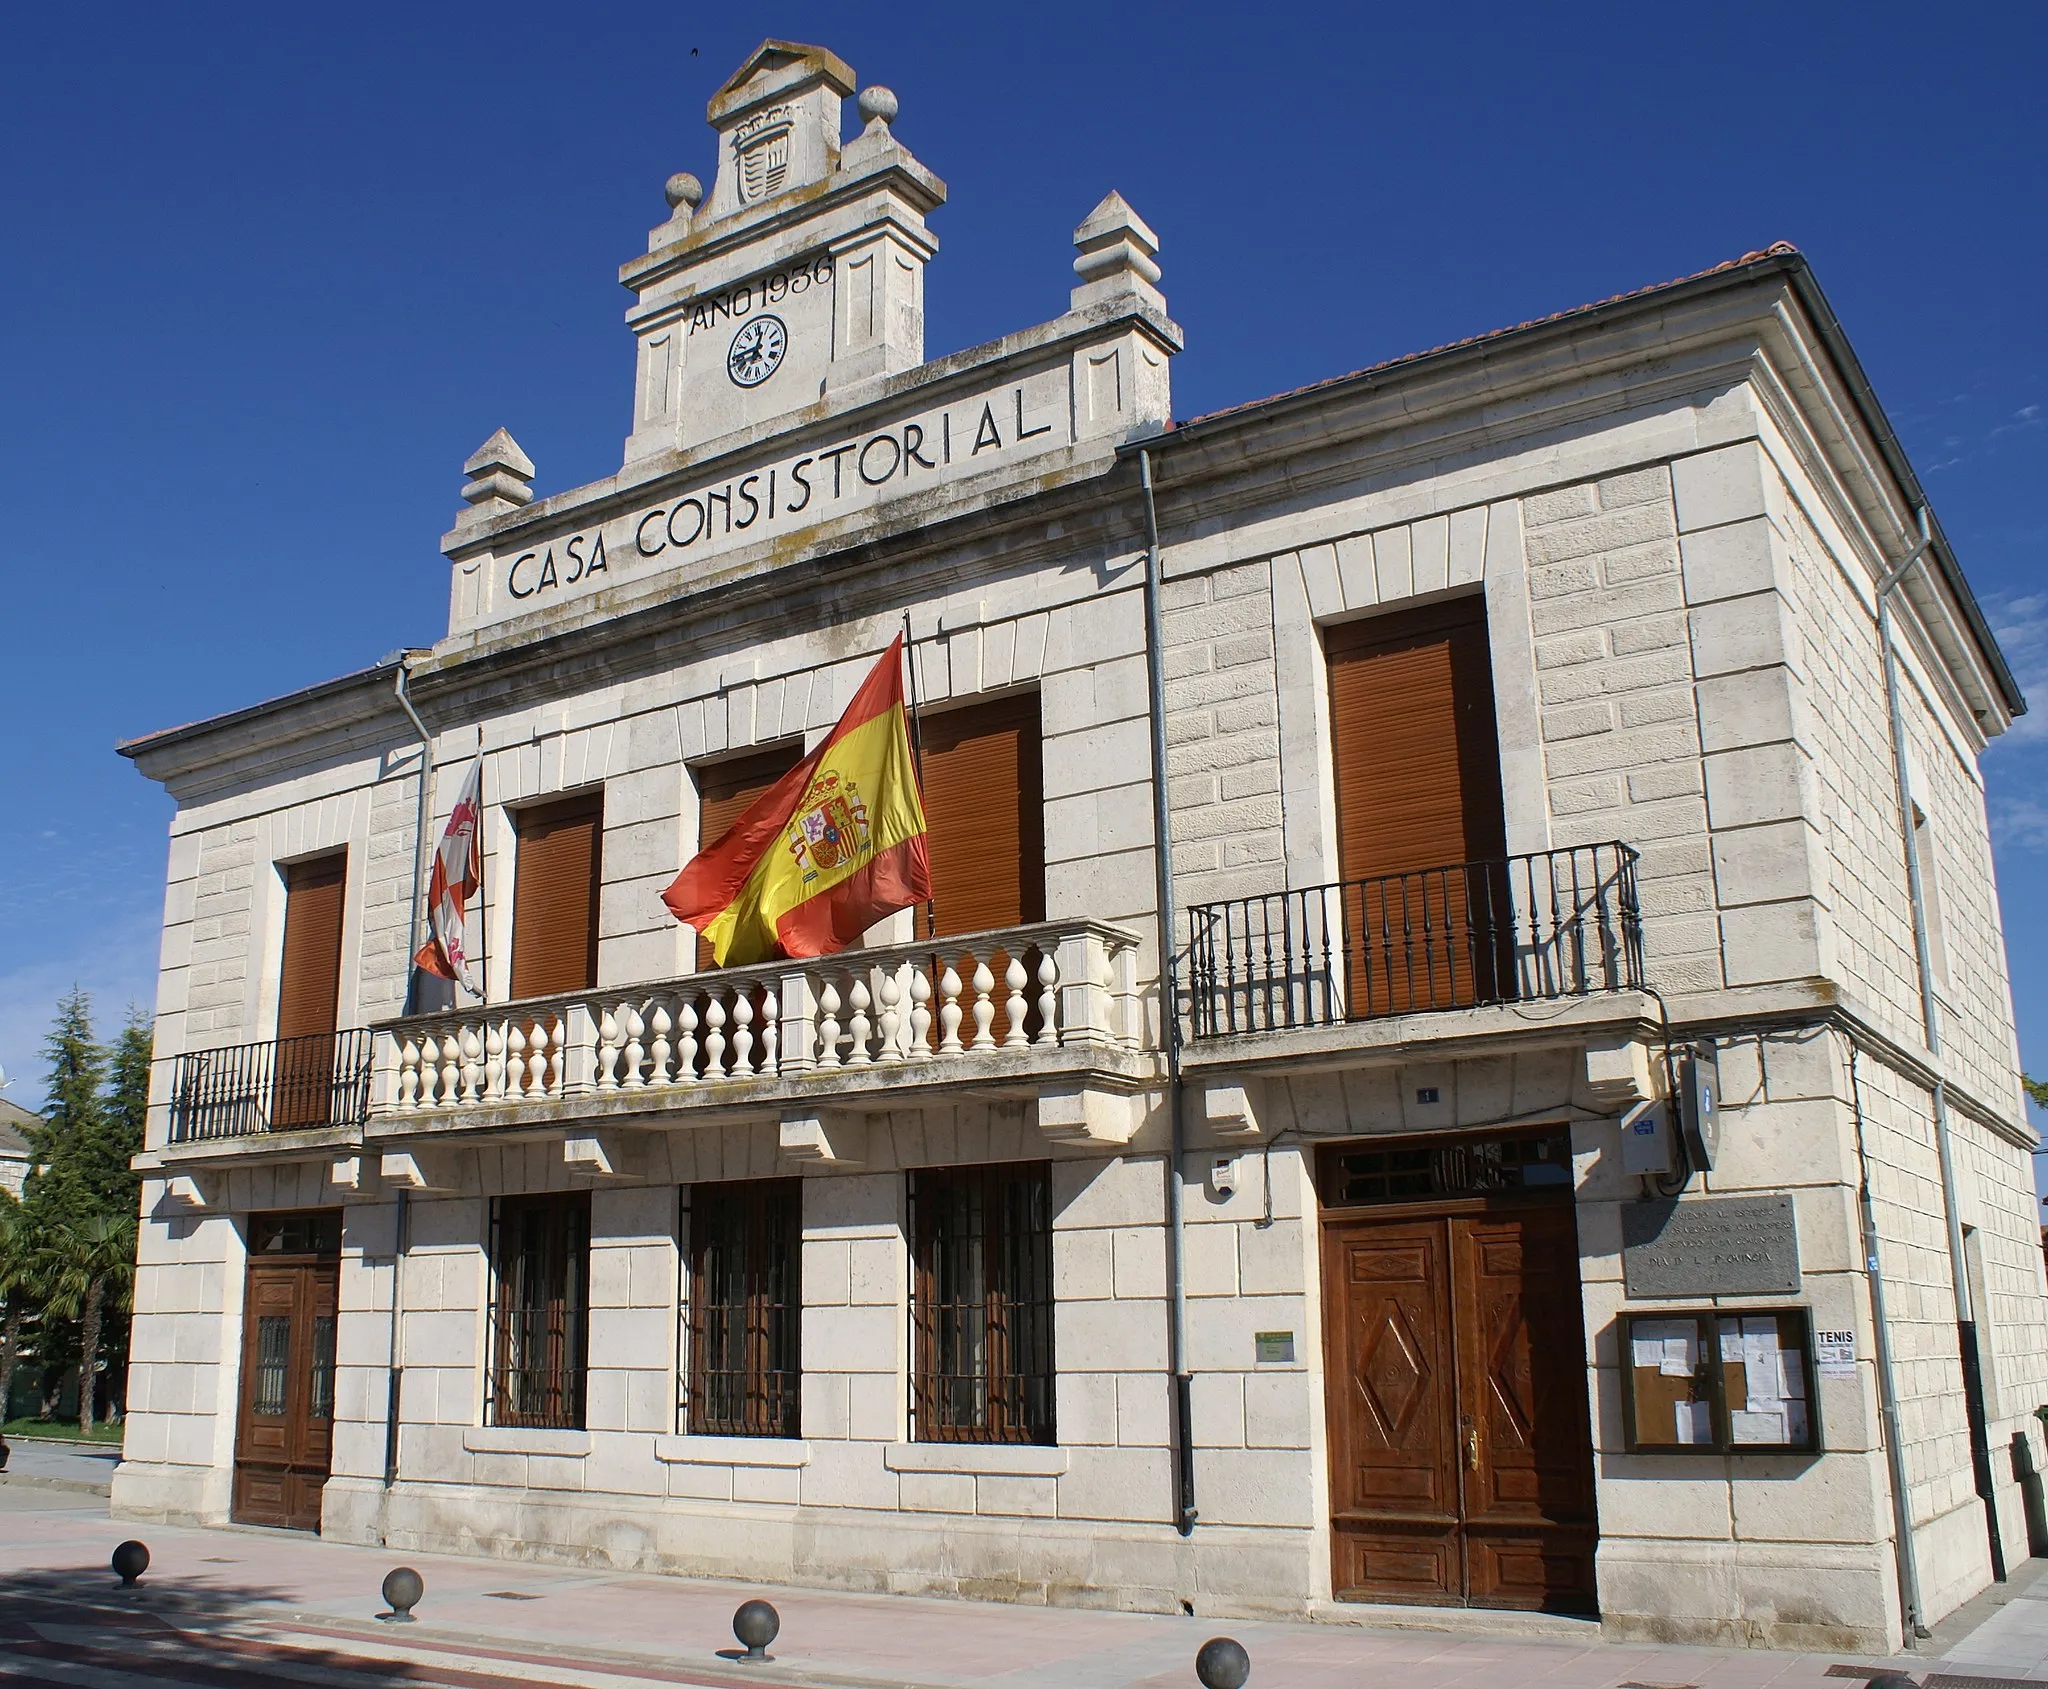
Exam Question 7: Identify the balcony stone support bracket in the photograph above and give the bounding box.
[1200,1082,1264,1140]
[329,1155,376,1194]
[564,1131,645,1179]
[1585,1035,1657,1110]
[379,1149,462,1192]
[150,1173,217,1216]
[1035,1083,1136,1147]
[779,1110,867,1164]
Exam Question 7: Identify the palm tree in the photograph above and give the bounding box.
[36,1214,136,1434]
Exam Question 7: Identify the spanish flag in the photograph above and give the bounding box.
[662,634,932,966]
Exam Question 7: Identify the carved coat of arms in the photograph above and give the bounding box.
[786,770,872,884]
[733,106,794,203]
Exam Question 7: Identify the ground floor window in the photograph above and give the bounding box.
[686,1179,802,1437]
[487,1192,589,1429]
[909,1161,1055,1444]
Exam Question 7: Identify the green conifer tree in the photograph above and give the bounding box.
[103,1010,150,1210]
[22,988,110,1231]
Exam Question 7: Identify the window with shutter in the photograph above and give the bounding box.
[686,1179,801,1437]
[1326,597,1509,1014]
[487,1192,590,1429]
[692,743,804,971]
[919,692,1045,939]
[510,792,604,999]
[910,1162,1055,1445]
[274,853,346,1128]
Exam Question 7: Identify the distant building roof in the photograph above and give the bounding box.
[0,1096,34,1159]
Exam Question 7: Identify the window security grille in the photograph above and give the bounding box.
[909,1162,1055,1445]
[487,1193,590,1429]
[686,1180,802,1437]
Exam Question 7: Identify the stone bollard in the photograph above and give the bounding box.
[379,1566,423,1623]
[111,1540,150,1588]
[733,1598,780,1663]
[1195,1637,1251,1689]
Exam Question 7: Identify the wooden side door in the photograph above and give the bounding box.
[232,1227,340,1531]
[1452,1206,1599,1610]
[1324,1217,1462,1603]
[1323,1198,1597,1612]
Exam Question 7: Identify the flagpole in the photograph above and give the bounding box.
[475,746,490,1004]
[901,613,935,939]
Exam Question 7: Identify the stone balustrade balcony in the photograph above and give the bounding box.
[363,917,1153,1157]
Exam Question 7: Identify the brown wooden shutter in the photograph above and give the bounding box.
[511,793,603,998]
[276,854,346,1043]
[274,853,346,1129]
[1327,596,1506,881]
[919,693,1045,938]
[693,743,804,970]
[1326,597,1509,1015]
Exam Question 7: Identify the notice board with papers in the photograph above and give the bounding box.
[1619,1307,1820,1454]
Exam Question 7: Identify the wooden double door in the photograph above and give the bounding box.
[232,1213,341,1531]
[1322,1198,1597,1611]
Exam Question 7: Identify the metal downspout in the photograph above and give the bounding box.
[1876,512,2005,1582]
[1139,448,1196,1538]
[384,660,434,1515]
[1849,1043,1926,1640]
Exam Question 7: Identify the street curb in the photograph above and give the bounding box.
[4,1434,125,1451]
[0,1473,113,1496]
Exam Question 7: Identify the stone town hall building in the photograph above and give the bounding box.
[112,40,2045,1654]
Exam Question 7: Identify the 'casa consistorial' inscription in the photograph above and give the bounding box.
[1620,1194,1802,1298]
[489,368,1069,614]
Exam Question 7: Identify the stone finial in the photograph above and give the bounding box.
[856,85,898,134]
[664,171,704,215]
[459,428,534,517]
[1070,191,1164,314]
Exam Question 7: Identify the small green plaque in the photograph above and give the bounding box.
[1254,1330,1296,1364]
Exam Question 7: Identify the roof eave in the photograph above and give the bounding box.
[1123,249,2024,721]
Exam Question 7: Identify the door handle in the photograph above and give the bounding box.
[1465,1425,1481,1472]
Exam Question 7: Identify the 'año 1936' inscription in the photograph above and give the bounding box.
[685,254,833,338]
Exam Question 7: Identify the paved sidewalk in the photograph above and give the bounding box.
[0,1488,2034,1689]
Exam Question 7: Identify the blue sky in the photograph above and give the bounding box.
[1,3,2042,1144]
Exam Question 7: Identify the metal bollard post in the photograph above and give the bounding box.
[1194,1637,1250,1689]
[732,1599,780,1663]
[380,1566,423,1623]
[111,1541,150,1588]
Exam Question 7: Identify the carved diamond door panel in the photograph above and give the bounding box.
[1452,1208,1598,1611]
[1323,1220,1460,1604]
[232,1254,339,1532]
[1322,1198,1597,1613]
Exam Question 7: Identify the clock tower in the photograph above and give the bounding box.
[619,41,946,466]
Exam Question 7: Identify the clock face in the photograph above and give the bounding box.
[727,315,787,388]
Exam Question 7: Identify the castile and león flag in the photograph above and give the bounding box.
[663,634,931,966]
[412,756,484,1000]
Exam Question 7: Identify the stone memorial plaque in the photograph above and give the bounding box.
[1621,1195,1800,1297]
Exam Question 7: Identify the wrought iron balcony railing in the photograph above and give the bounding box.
[167,1028,376,1142]
[376,918,1143,1115]
[1187,842,1643,1039]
